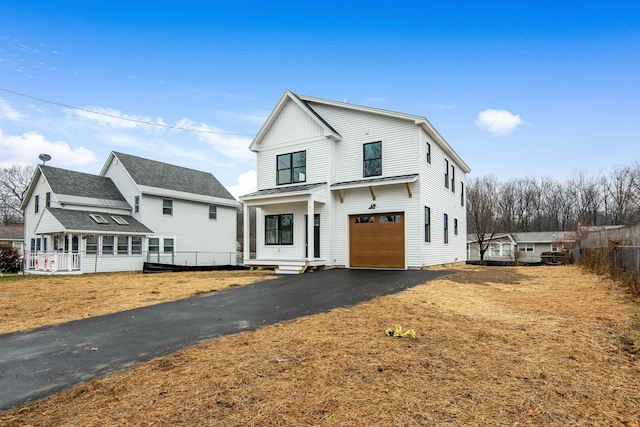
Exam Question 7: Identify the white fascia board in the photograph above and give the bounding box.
[20,166,43,210]
[56,195,132,210]
[98,151,116,176]
[331,175,418,190]
[241,192,325,206]
[416,120,471,173]
[139,185,240,207]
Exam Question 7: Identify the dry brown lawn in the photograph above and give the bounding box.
[0,270,274,334]
[2,265,639,426]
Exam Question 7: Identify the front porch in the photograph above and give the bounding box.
[24,251,82,274]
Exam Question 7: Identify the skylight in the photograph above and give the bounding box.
[111,215,129,225]
[90,214,108,224]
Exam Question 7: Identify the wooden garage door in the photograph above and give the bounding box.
[349,212,404,269]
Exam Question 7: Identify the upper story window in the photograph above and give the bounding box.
[277,151,306,185]
[45,192,51,208]
[134,196,140,214]
[364,141,382,177]
[461,182,465,206]
[265,214,294,245]
[209,205,218,220]
[163,199,173,216]
[444,159,449,189]
[426,142,431,164]
[34,195,39,213]
[451,165,456,192]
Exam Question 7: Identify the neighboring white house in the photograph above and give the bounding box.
[21,152,239,274]
[240,90,470,274]
[467,231,577,264]
[0,223,24,255]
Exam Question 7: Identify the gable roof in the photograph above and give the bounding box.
[0,224,24,241]
[105,152,236,201]
[250,90,342,151]
[36,208,153,235]
[250,90,470,173]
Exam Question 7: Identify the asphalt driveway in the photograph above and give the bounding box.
[0,268,449,410]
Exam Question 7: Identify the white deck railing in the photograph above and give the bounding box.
[25,252,81,272]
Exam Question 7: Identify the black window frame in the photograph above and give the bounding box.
[265,213,294,245]
[461,182,465,206]
[451,165,456,192]
[444,213,449,244]
[277,151,306,185]
[454,218,458,235]
[363,141,382,178]
[34,195,39,213]
[45,192,51,208]
[424,206,431,243]
[444,159,449,189]
[426,142,431,164]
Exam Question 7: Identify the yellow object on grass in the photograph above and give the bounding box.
[385,325,417,339]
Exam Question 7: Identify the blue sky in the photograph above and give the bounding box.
[1,1,638,198]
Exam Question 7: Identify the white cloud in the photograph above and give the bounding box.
[475,109,525,136]
[70,106,168,131]
[0,98,27,121]
[176,118,254,160]
[0,129,98,166]
[226,170,257,199]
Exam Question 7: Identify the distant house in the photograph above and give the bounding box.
[240,90,470,273]
[0,223,25,255]
[467,231,577,264]
[21,152,239,274]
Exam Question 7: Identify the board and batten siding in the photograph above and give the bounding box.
[418,128,467,266]
[308,103,421,183]
[261,99,325,147]
[140,195,237,255]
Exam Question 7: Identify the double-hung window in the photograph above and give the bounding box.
[46,192,51,208]
[117,236,129,255]
[277,151,306,185]
[424,207,431,243]
[454,218,458,235]
[451,165,456,192]
[363,142,382,177]
[265,214,293,245]
[34,195,39,213]
[134,196,140,214]
[426,142,431,164]
[148,238,160,253]
[163,199,173,215]
[209,205,218,220]
[518,243,534,252]
[460,182,465,206]
[163,238,174,253]
[102,236,115,255]
[444,213,449,244]
[131,236,142,254]
[86,236,98,254]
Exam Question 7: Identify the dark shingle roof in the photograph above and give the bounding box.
[241,182,326,198]
[113,152,235,200]
[45,208,153,234]
[41,166,127,201]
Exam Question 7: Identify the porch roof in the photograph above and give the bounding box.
[35,208,153,235]
[330,174,418,190]
[240,182,326,202]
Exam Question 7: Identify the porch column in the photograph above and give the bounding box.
[67,233,73,270]
[307,197,314,262]
[243,202,250,264]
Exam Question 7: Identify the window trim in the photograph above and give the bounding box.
[276,150,307,185]
[134,196,140,214]
[451,165,456,193]
[163,237,175,253]
[85,235,98,255]
[131,236,142,255]
[426,142,431,164]
[117,236,129,255]
[265,213,294,246]
[518,243,535,252]
[34,195,39,213]
[444,159,449,189]
[363,141,382,178]
[102,235,115,255]
[209,204,218,220]
[461,182,465,206]
[454,218,458,235]
[45,192,51,208]
[162,198,173,216]
[148,237,160,253]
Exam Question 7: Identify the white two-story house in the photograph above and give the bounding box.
[22,152,239,274]
[240,90,470,273]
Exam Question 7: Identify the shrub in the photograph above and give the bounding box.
[0,242,22,273]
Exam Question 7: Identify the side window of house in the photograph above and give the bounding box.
[426,142,431,164]
[444,213,449,244]
[163,238,175,253]
[265,214,294,245]
[163,199,173,215]
[454,218,458,235]
[102,236,115,255]
[86,236,98,255]
[363,141,382,177]
[134,196,140,214]
[451,165,455,192]
[444,159,449,189]
[277,151,306,185]
[461,182,465,206]
[424,207,431,243]
[209,205,217,220]
[117,236,129,255]
[148,237,160,252]
[131,236,142,254]
[34,195,39,213]
[46,192,51,208]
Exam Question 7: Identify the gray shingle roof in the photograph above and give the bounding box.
[113,152,235,200]
[0,225,23,240]
[41,166,127,201]
[241,182,326,198]
[45,208,153,234]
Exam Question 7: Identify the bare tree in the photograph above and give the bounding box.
[467,175,504,263]
[0,165,34,224]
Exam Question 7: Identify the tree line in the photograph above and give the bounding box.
[467,161,640,260]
